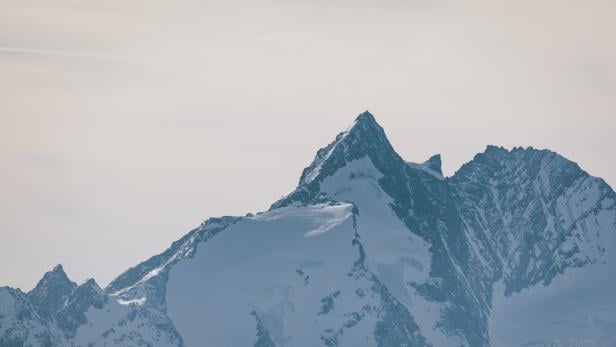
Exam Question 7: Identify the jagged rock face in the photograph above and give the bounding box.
[27,265,76,320]
[451,146,616,294]
[1,111,615,346]
[54,279,106,337]
[422,154,442,176]
[0,287,61,347]
[272,112,406,209]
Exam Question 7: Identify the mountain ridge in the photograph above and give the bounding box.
[2,111,615,347]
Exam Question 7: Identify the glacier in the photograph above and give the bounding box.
[1,111,615,347]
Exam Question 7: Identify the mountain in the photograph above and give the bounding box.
[1,111,615,347]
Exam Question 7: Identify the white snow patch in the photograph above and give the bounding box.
[406,161,445,180]
[166,202,382,346]
[117,297,146,306]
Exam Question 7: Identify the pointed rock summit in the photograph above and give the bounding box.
[272,111,405,208]
[27,264,77,319]
[422,154,442,175]
[299,110,400,184]
[353,110,379,127]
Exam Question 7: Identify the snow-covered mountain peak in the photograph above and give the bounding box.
[272,112,405,209]
[2,111,615,347]
[300,110,399,183]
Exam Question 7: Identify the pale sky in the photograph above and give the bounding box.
[1,0,615,290]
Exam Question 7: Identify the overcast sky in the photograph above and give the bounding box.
[1,0,615,290]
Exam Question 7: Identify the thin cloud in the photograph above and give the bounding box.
[0,46,132,62]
